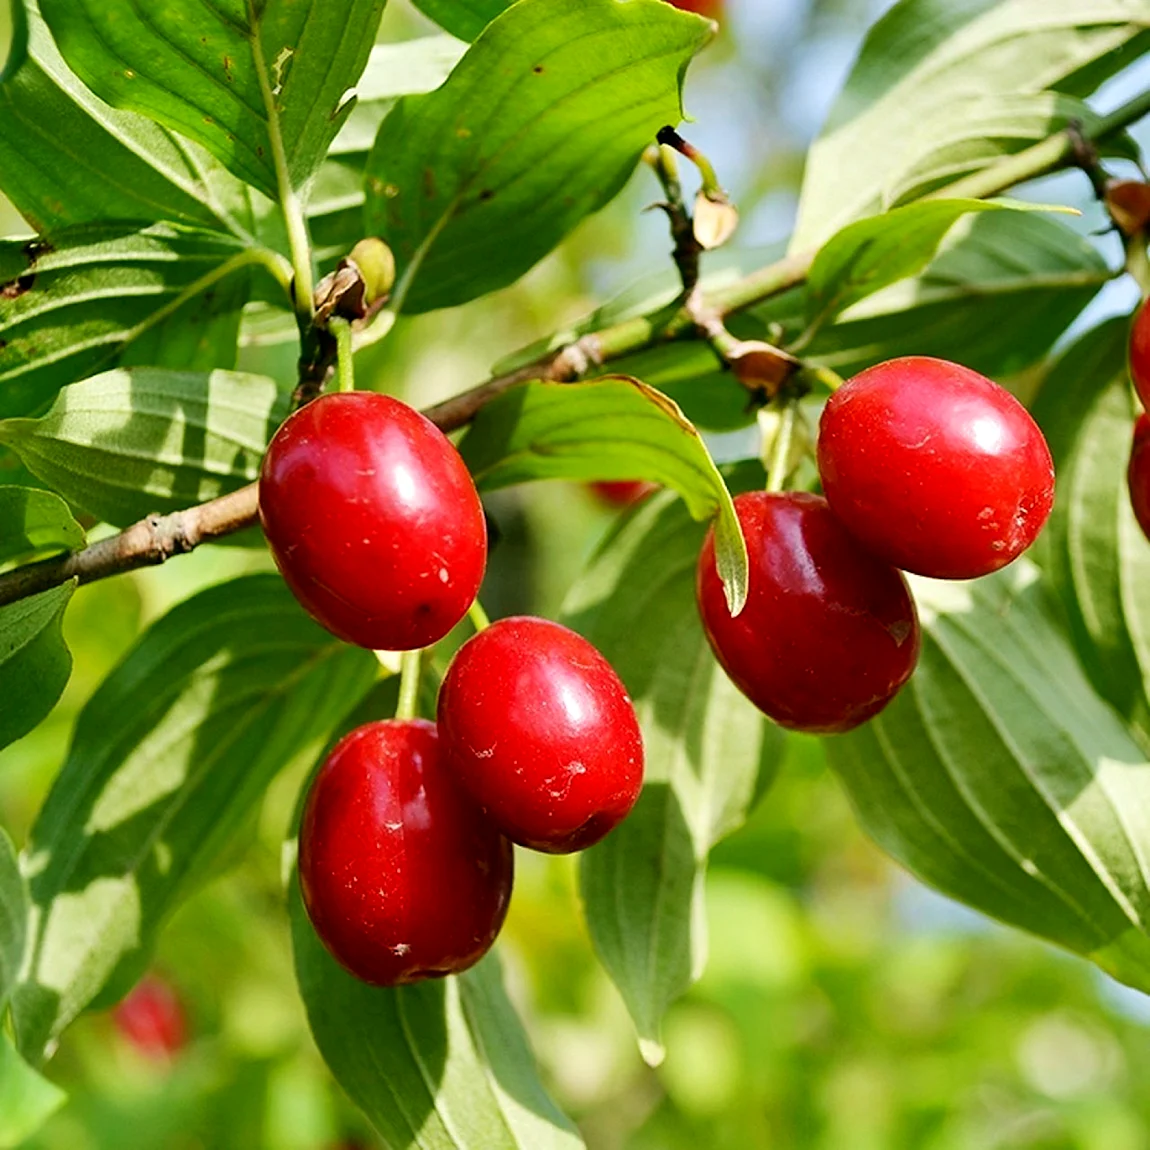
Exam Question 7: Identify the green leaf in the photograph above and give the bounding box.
[292,888,584,1150]
[458,377,749,614]
[39,0,388,200]
[365,0,711,313]
[409,0,513,41]
[1030,318,1150,740]
[0,829,27,1009]
[0,485,84,568]
[803,198,1073,329]
[0,223,261,419]
[11,575,377,1061]
[0,0,257,235]
[310,35,468,267]
[561,489,783,1056]
[792,0,1150,250]
[0,368,288,527]
[826,562,1150,994]
[0,485,80,751]
[0,1032,64,1149]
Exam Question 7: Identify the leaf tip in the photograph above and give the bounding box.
[638,1036,666,1067]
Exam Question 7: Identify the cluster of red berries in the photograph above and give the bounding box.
[1126,300,1150,538]
[697,356,1056,733]
[258,392,644,987]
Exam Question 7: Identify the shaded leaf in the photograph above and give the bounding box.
[0,486,84,568]
[292,889,584,1150]
[0,223,261,419]
[0,829,27,1008]
[0,0,256,235]
[804,198,1072,328]
[365,0,711,312]
[409,0,513,41]
[11,575,377,1061]
[826,563,1150,994]
[792,0,1150,250]
[458,377,749,614]
[1031,318,1150,740]
[0,368,288,527]
[40,0,388,199]
[561,488,783,1055]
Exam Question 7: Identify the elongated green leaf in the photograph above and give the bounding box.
[826,562,1150,993]
[0,368,288,527]
[1031,319,1150,740]
[310,35,468,267]
[0,1033,64,1149]
[0,829,26,1009]
[11,575,378,1061]
[458,377,749,614]
[40,0,387,200]
[0,223,261,419]
[0,585,74,756]
[792,0,1150,250]
[561,489,783,1056]
[0,0,257,235]
[410,0,513,41]
[292,889,583,1150]
[0,485,84,568]
[365,0,711,313]
[804,198,1071,327]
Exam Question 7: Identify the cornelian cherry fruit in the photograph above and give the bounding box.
[697,491,920,733]
[667,0,722,17]
[298,719,513,986]
[589,480,658,508]
[437,617,644,853]
[1128,413,1150,542]
[817,356,1054,580]
[1131,298,1150,410]
[112,974,187,1061]
[259,392,487,651]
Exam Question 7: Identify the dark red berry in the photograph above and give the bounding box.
[817,356,1054,580]
[259,392,487,651]
[437,617,644,853]
[1129,413,1150,541]
[697,491,919,733]
[589,480,658,508]
[667,0,722,17]
[112,974,186,1061]
[1131,299,1150,410]
[298,719,513,986]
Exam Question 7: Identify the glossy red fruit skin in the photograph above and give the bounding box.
[259,392,487,651]
[667,0,722,17]
[298,719,513,986]
[112,974,186,1061]
[817,356,1054,580]
[697,491,920,734]
[437,617,644,853]
[1131,299,1150,410]
[1128,414,1150,541]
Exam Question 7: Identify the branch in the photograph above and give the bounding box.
[2,88,1148,610]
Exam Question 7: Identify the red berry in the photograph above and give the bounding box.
[589,480,658,508]
[259,392,487,651]
[1131,299,1150,410]
[1129,413,1150,541]
[696,491,919,733]
[298,719,512,986]
[437,617,644,853]
[112,974,186,1061]
[817,356,1054,579]
[667,0,722,17]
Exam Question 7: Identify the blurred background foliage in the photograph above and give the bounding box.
[4,0,1150,1146]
